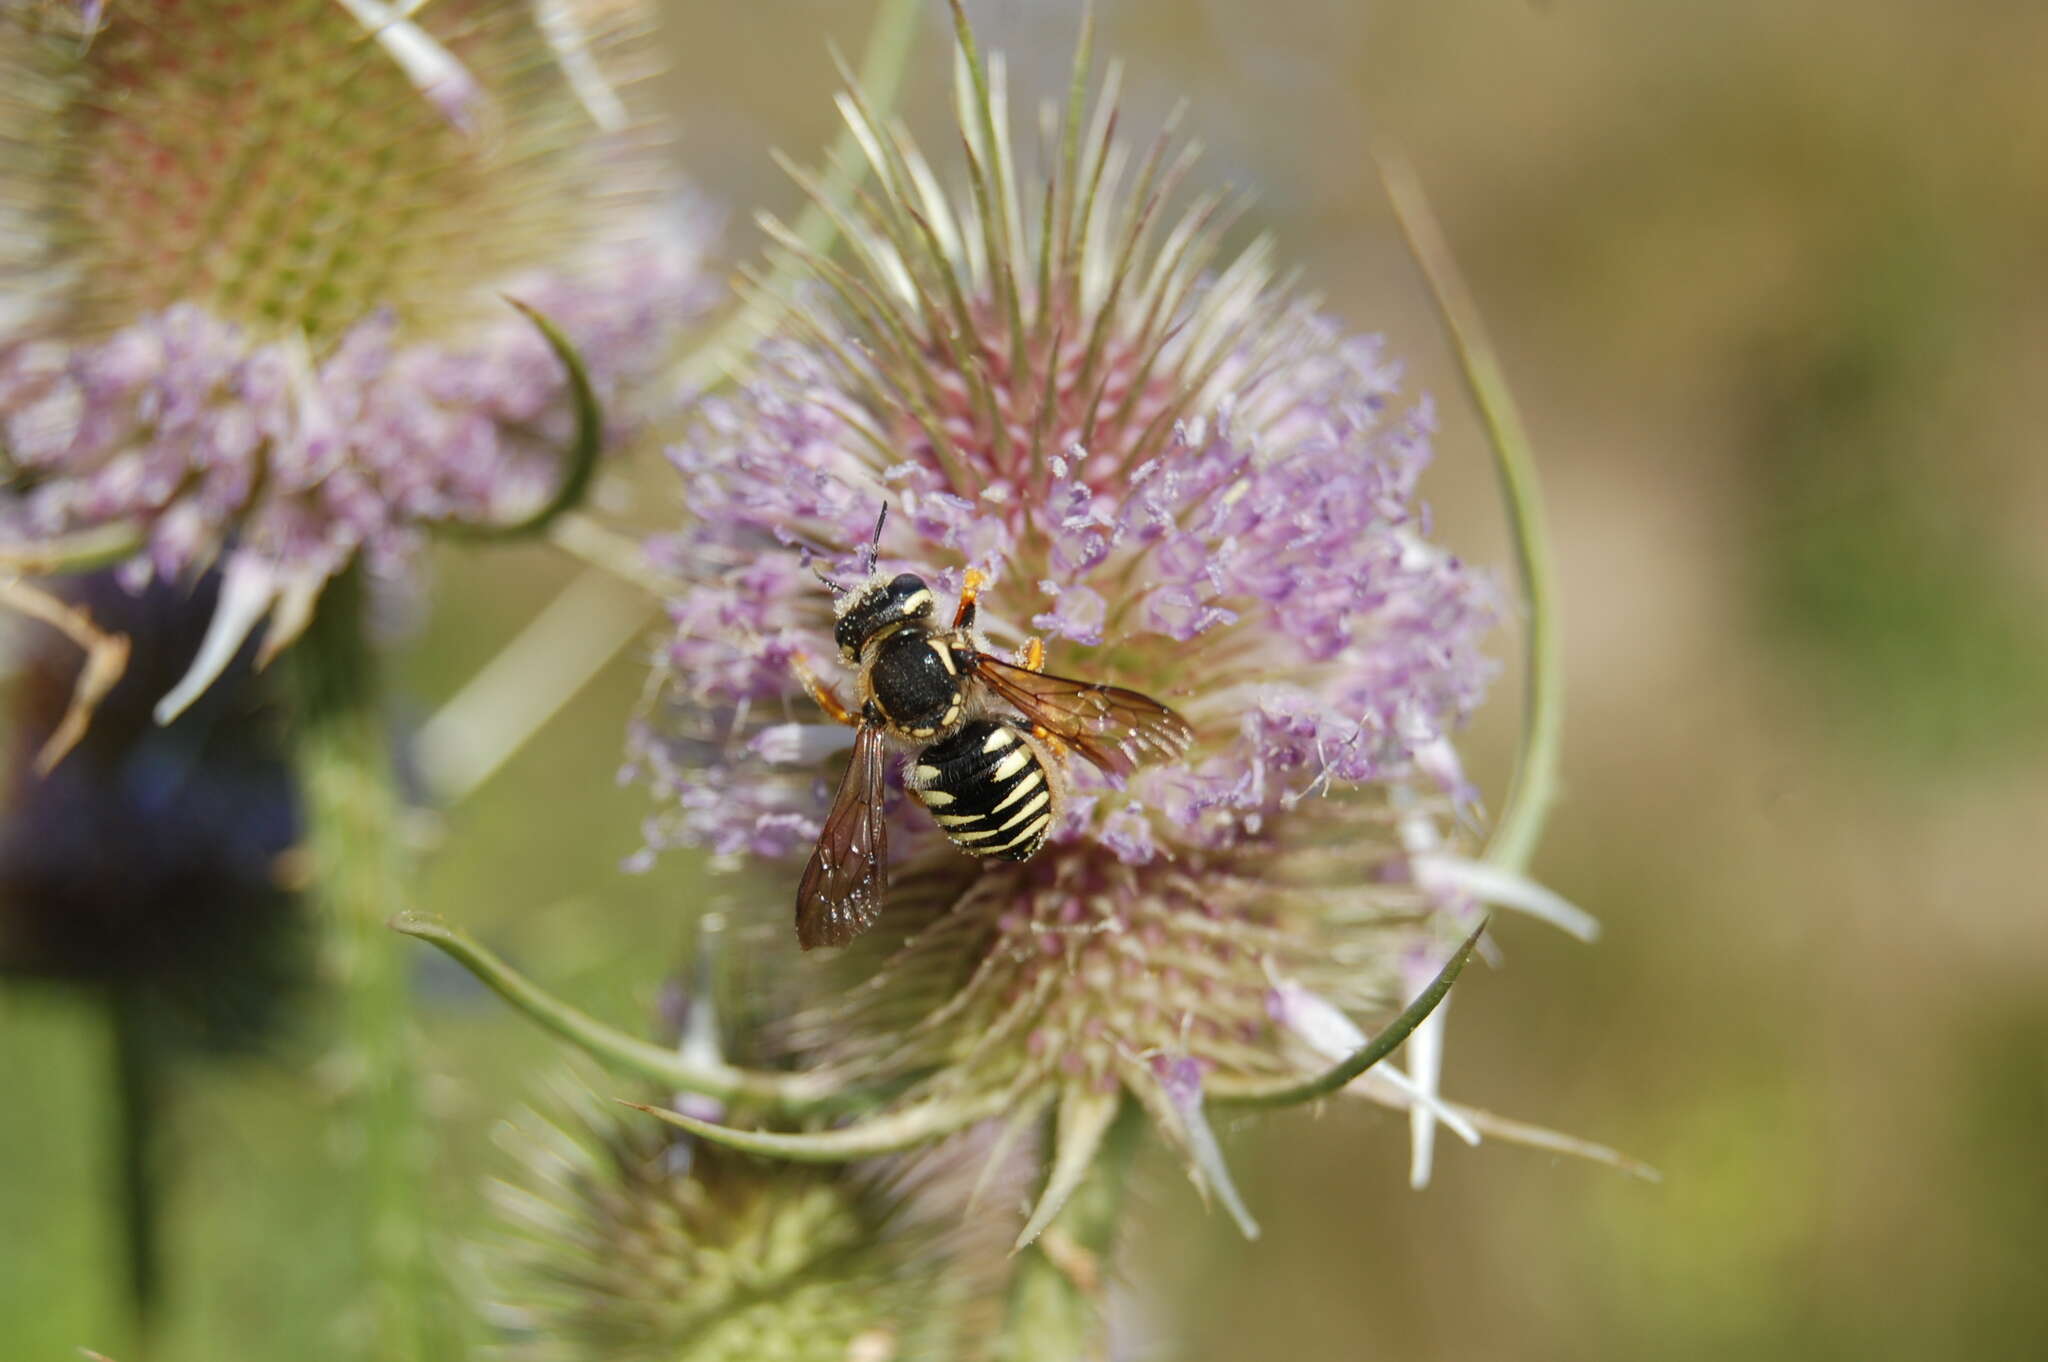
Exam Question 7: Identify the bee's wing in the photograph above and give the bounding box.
[794,724,890,950]
[968,654,1194,779]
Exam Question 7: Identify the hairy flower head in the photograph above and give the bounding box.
[0,0,714,709]
[484,1072,996,1362]
[631,15,1600,1232]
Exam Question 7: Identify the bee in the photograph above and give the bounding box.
[791,519,1194,950]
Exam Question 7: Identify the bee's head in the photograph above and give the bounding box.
[833,571,935,662]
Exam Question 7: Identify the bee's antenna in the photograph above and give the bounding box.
[793,541,849,595]
[805,553,848,596]
[863,504,888,576]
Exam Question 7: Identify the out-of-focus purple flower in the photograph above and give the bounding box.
[0,0,717,708]
[629,21,1600,1232]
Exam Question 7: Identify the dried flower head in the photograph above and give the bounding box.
[630,12,1606,1234]
[484,1073,995,1362]
[0,0,714,711]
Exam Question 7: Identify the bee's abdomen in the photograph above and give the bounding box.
[909,719,1056,861]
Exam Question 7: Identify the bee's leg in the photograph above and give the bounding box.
[1019,636,1046,673]
[1026,721,1070,757]
[951,568,987,631]
[792,655,859,728]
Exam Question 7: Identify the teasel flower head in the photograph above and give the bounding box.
[482,1056,1000,1361]
[0,0,715,715]
[629,10,1608,1236]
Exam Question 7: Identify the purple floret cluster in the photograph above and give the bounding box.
[1,225,714,594]
[632,326,1498,872]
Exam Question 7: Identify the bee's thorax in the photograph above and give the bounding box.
[864,629,967,740]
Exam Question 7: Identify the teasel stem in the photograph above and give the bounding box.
[290,567,436,1362]
[107,986,163,1354]
[997,1096,1143,1362]
[1375,144,1561,877]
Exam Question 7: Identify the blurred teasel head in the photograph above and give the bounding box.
[484,1072,997,1362]
[629,9,1605,1237]
[0,0,715,712]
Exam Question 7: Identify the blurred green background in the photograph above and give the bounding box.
[6,0,2048,1357]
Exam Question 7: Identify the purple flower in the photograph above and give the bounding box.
[0,0,716,709]
[629,20,1604,1233]
[641,333,1494,862]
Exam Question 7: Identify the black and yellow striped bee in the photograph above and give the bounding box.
[792,527,1193,950]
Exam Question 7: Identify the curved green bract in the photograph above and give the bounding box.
[1212,922,1487,1109]
[1375,148,1561,878]
[436,298,603,540]
[622,1088,1012,1164]
[390,913,864,1114]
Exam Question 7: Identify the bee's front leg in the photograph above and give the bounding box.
[951,568,987,631]
[792,655,859,727]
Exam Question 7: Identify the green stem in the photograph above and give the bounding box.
[107,988,162,1355]
[997,1100,1143,1362]
[1375,146,1561,876]
[289,568,433,1362]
